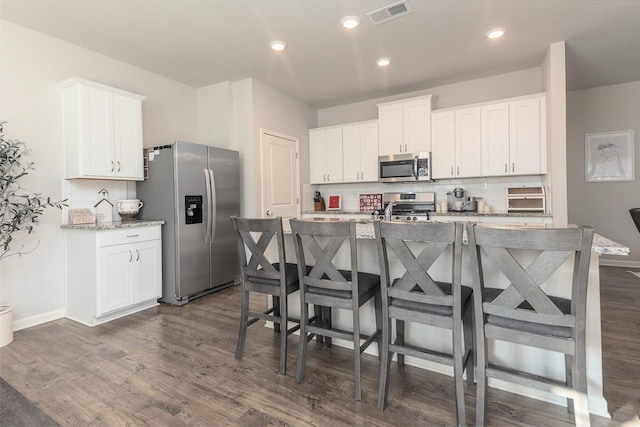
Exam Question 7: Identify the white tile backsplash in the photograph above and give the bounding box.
[310,175,545,213]
[61,179,137,224]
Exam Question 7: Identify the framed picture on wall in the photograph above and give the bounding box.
[585,130,635,182]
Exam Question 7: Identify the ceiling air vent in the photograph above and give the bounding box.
[367,1,412,26]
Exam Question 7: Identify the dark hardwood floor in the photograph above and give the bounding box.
[1,266,638,426]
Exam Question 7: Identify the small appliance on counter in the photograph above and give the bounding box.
[446,187,480,212]
[507,186,545,213]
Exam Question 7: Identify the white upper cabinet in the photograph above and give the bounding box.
[431,111,455,179]
[509,97,543,175]
[481,96,546,177]
[454,107,482,178]
[431,108,482,179]
[378,95,432,156]
[62,77,145,180]
[309,127,343,184]
[342,121,378,183]
[481,102,510,176]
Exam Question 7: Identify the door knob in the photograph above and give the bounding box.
[266,210,273,216]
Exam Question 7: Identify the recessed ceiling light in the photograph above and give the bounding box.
[341,16,360,29]
[269,40,287,51]
[486,27,505,39]
[377,57,391,67]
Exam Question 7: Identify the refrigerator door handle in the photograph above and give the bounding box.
[209,168,217,244]
[204,169,212,244]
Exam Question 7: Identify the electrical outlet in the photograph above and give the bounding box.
[481,181,488,190]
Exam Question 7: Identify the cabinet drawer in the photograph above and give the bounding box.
[98,226,160,247]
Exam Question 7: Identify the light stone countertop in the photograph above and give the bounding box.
[283,218,629,256]
[301,210,552,218]
[61,220,164,230]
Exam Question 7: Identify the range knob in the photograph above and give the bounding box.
[412,216,417,221]
[395,216,401,221]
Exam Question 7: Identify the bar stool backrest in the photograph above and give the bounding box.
[290,219,357,295]
[231,216,286,286]
[375,221,462,306]
[467,224,595,332]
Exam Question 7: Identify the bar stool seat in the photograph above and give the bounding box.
[391,282,473,316]
[248,262,303,289]
[307,270,380,300]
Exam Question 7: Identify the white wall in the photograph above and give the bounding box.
[317,67,542,127]
[542,41,568,225]
[251,79,317,216]
[0,21,197,327]
[197,81,233,149]
[567,81,640,265]
[228,78,317,217]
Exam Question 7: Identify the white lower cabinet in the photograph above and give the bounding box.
[66,225,162,326]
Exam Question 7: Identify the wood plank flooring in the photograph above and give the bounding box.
[1,266,638,426]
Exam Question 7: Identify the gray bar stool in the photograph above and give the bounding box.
[231,216,315,375]
[374,221,473,427]
[290,219,382,401]
[467,223,595,426]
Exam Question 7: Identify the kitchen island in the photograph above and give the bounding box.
[275,218,628,417]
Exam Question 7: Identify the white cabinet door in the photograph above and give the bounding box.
[342,125,360,183]
[133,240,162,303]
[81,86,114,177]
[510,97,541,175]
[481,102,510,176]
[378,102,404,156]
[359,121,379,182]
[98,244,134,316]
[113,94,144,179]
[309,127,343,184]
[325,127,343,183]
[309,129,327,184]
[404,98,430,154]
[455,107,482,178]
[431,111,455,179]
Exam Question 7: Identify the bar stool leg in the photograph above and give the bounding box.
[464,301,475,385]
[296,301,309,384]
[396,319,405,367]
[272,295,281,333]
[377,313,392,410]
[353,301,362,401]
[278,292,287,374]
[452,309,466,426]
[374,291,383,363]
[235,287,250,359]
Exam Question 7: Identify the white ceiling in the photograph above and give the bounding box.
[2,0,640,108]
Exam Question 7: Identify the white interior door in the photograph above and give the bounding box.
[261,130,299,219]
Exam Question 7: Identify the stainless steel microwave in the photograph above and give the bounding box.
[379,152,432,183]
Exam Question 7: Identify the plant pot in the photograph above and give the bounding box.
[0,305,14,347]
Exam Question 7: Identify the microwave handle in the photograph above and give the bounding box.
[414,156,419,180]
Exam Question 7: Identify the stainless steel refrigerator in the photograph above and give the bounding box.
[137,141,240,305]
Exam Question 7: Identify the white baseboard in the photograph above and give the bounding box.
[13,308,66,331]
[599,259,640,268]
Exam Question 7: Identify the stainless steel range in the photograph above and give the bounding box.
[376,192,436,222]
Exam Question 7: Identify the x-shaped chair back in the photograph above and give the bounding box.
[375,221,462,306]
[231,216,285,284]
[290,219,356,294]
[467,225,594,326]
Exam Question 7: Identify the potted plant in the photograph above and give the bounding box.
[0,121,66,347]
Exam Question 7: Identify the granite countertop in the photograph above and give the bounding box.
[302,210,552,218]
[284,218,629,256]
[61,220,164,230]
